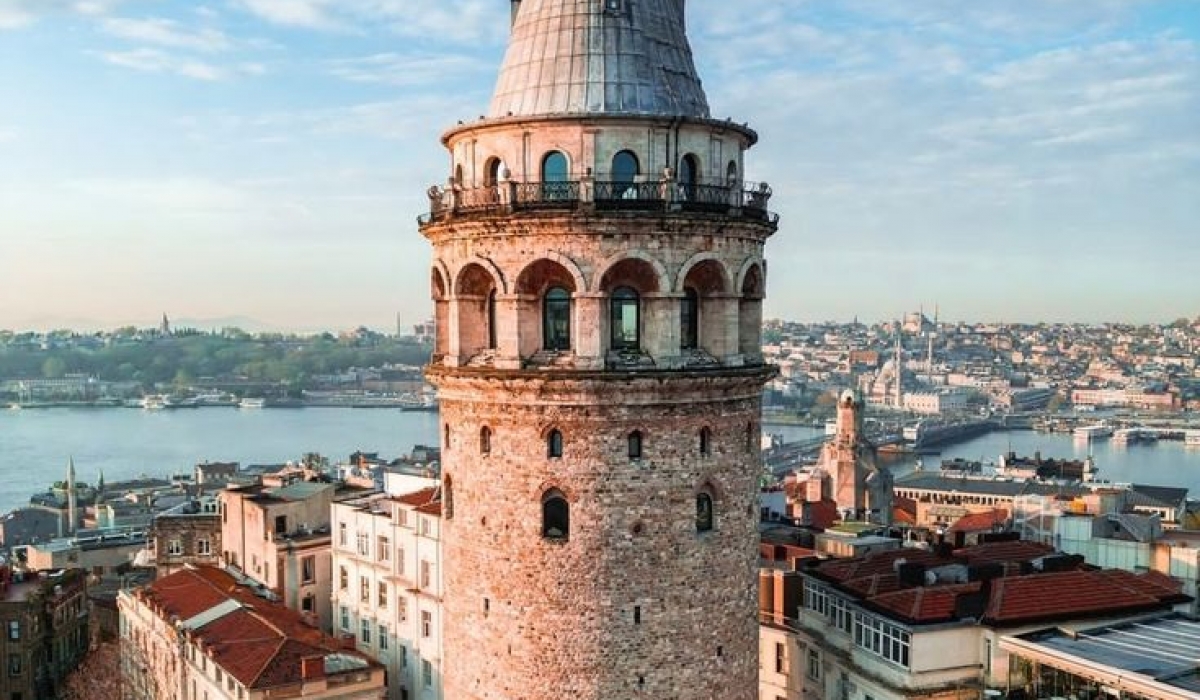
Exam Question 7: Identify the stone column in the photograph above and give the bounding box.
[574,293,605,370]
[495,293,523,370]
[644,293,682,368]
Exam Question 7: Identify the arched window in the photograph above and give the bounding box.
[541,151,570,200]
[543,286,571,351]
[546,428,564,459]
[444,423,451,449]
[542,490,569,540]
[443,475,454,520]
[680,287,699,349]
[480,426,492,455]
[726,159,739,183]
[486,289,497,350]
[455,164,465,186]
[696,492,714,532]
[699,427,712,456]
[679,153,700,199]
[612,150,640,186]
[609,286,640,351]
[746,421,756,453]
[484,157,504,187]
[627,431,643,460]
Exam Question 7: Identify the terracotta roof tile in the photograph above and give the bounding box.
[394,487,440,508]
[983,569,1184,625]
[136,567,378,689]
[948,509,1009,533]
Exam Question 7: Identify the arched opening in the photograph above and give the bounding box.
[612,150,640,189]
[543,287,572,351]
[431,266,449,360]
[516,258,581,358]
[542,489,569,541]
[541,150,570,200]
[546,428,564,459]
[480,426,492,455]
[455,164,465,186]
[739,262,765,359]
[627,430,643,461]
[679,153,700,199]
[696,491,714,533]
[609,286,641,351]
[726,159,739,184]
[699,427,712,456]
[746,421,757,453]
[681,258,732,356]
[486,289,497,350]
[443,474,454,520]
[454,263,500,362]
[484,157,504,187]
[444,423,451,449]
[680,287,699,349]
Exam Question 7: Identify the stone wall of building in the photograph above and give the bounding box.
[152,512,221,576]
[435,368,770,700]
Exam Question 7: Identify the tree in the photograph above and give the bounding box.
[41,356,67,378]
[61,640,124,700]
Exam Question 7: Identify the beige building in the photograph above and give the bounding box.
[331,481,443,700]
[219,480,347,632]
[150,496,222,576]
[118,565,386,700]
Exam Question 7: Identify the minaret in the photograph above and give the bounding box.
[420,2,775,697]
[66,457,77,536]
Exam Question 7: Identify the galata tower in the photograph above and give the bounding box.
[420,1,777,697]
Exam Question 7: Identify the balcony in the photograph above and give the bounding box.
[418,177,778,226]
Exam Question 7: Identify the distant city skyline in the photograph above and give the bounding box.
[1,0,1197,330]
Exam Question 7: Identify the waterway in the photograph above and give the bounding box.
[1,409,1197,515]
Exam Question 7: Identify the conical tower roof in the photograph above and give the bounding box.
[489,0,710,119]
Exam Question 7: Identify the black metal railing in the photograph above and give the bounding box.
[420,179,776,225]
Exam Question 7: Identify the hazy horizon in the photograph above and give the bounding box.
[1,1,1197,329]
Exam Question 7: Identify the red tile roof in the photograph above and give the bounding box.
[393,487,440,508]
[947,509,1009,533]
[983,569,1186,624]
[134,566,379,689]
[871,583,980,623]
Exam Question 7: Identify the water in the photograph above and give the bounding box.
[761,421,1200,496]
[0,407,441,513]
[2,410,1196,515]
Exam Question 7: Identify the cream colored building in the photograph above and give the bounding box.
[119,565,385,700]
[331,479,443,700]
[219,480,346,632]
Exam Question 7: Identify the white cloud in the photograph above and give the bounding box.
[101,17,233,52]
[235,0,508,43]
[97,48,241,81]
[0,0,130,28]
[325,52,490,86]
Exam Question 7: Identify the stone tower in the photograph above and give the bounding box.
[419,1,776,698]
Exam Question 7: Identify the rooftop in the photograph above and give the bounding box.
[1004,615,1200,696]
[132,566,380,690]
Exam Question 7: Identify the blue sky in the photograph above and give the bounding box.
[0,0,1197,331]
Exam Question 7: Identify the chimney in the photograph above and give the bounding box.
[301,656,325,680]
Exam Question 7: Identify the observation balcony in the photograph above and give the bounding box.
[418,177,778,227]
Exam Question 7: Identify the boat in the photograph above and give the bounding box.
[238,397,266,409]
[1186,431,1200,448]
[8,403,20,410]
[1073,424,1113,440]
[141,395,168,410]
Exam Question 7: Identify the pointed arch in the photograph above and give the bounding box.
[514,254,586,296]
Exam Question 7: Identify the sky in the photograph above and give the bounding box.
[0,0,1197,332]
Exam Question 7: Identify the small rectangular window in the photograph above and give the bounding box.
[421,611,432,638]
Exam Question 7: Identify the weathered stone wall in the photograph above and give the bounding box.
[434,367,771,700]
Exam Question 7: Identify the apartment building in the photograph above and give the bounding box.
[219,479,349,632]
[331,480,442,700]
[0,567,88,700]
[118,565,385,700]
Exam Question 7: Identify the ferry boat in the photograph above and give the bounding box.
[1186,431,1200,448]
[1073,424,1113,441]
[141,395,168,410]
[238,397,267,409]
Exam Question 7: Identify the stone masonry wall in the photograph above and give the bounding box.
[434,367,771,700]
